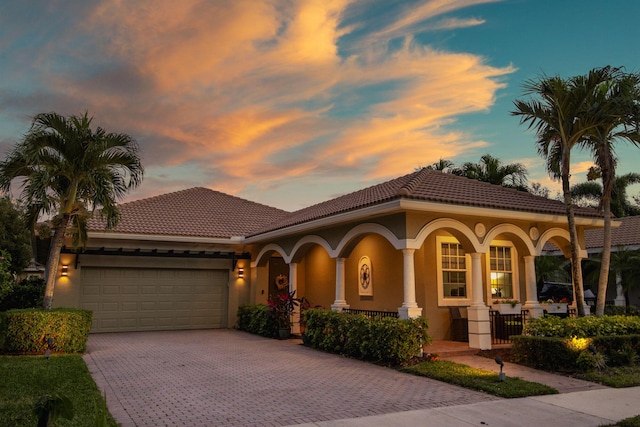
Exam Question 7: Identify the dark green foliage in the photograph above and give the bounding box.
[523,314,640,338]
[302,309,431,365]
[0,197,31,274]
[402,360,558,398]
[605,305,639,316]
[34,393,74,426]
[511,335,580,371]
[575,366,640,388]
[0,277,45,311]
[236,304,278,338]
[1,308,92,354]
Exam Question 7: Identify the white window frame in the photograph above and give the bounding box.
[436,236,472,307]
[485,240,520,303]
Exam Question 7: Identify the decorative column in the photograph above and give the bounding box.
[467,252,491,350]
[523,255,544,318]
[398,249,422,319]
[331,257,349,311]
[289,262,300,334]
[614,272,626,306]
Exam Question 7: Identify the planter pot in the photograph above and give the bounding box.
[492,303,522,315]
[544,303,568,314]
[278,327,291,340]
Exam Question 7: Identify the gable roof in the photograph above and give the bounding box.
[87,187,289,239]
[584,215,640,250]
[250,168,602,236]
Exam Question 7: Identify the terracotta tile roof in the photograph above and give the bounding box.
[585,215,640,249]
[251,168,602,236]
[88,187,289,239]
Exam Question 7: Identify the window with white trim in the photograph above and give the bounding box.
[436,236,471,306]
[490,245,514,299]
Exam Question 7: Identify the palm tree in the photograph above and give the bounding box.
[452,154,528,190]
[572,172,640,217]
[0,112,144,309]
[425,158,455,172]
[511,67,622,316]
[578,70,640,316]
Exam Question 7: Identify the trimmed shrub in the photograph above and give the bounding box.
[236,304,278,338]
[1,308,92,354]
[523,314,640,338]
[302,308,431,366]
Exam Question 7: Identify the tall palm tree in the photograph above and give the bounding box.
[511,67,621,316]
[572,172,640,217]
[452,154,528,189]
[0,112,144,309]
[578,70,640,316]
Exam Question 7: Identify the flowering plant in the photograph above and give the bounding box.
[492,298,520,307]
[268,290,300,329]
[541,297,569,304]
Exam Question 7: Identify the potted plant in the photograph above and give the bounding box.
[492,298,521,315]
[541,298,568,313]
[268,290,299,339]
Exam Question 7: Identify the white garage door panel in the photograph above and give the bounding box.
[81,267,228,332]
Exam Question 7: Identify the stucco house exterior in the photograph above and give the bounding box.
[52,168,605,349]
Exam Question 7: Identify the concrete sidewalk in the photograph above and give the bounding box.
[292,386,640,426]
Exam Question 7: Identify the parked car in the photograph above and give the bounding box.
[539,282,574,303]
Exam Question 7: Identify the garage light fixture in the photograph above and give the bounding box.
[61,265,69,276]
[238,267,244,278]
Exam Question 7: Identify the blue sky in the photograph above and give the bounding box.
[1,0,639,211]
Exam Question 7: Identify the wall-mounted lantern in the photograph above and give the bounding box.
[238,267,244,278]
[61,265,69,276]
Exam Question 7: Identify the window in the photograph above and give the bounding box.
[490,245,514,299]
[436,237,471,306]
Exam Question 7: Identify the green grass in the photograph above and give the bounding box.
[574,365,640,388]
[402,360,559,398]
[600,415,640,427]
[0,354,117,426]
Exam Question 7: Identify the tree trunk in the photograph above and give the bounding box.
[595,200,612,316]
[42,214,70,310]
[562,156,586,316]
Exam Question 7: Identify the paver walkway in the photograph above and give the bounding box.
[84,330,496,427]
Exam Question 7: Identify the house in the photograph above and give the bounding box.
[52,169,605,349]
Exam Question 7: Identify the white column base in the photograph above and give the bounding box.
[467,305,491,350]
[614,296,626,307]
[398,306,422,319]
[524,302,545,319]
[331,301,349,311]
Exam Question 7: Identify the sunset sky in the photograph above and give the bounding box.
[1,0,639,211]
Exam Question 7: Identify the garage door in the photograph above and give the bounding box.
[80,267,229,332]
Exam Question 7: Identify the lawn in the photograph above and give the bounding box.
[0,354,117,426]
[574,365,640,388]
[402,359,558,398]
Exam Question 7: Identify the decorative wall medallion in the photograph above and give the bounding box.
[474,223,486,238]
[275,274,289,290]
[529,226,540,241]
[358,256,373,296]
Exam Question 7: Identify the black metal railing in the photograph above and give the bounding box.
[342,308,399,318]
[490,310,528,344]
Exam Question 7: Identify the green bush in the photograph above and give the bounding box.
[302,309,431,365]
[236,304,278,338]
[523,314,640,338]
[511,335,580,371]
[1,308,92,354]
[0,277,45,311]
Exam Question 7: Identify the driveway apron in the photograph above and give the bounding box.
[84,330,496,426]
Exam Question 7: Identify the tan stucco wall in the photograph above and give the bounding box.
[344,234,403,311]
[301,245,335,309]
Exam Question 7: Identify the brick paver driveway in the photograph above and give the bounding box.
[84,330,496,426]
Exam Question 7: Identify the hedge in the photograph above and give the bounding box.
[302,309,431,366]
[236,304,278,338]
[1,308,93,354]
[513,313,640,372]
